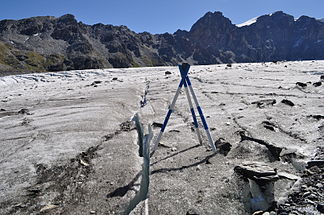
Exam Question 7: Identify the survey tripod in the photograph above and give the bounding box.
[152,63,216,153]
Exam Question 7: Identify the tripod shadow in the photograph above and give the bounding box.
[106,144,216,198]
[106,171,141,198]
[150,144,200,166]
[151,152,216,174]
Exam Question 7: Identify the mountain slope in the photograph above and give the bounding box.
[0,11,324,74]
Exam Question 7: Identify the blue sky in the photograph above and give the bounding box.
[1,0,323,34]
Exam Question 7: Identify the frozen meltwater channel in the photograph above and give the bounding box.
[0,61,323,214]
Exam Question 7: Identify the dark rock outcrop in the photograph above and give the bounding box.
[1,11,324,74]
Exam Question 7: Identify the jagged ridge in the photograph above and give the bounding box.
[0,11,324,74]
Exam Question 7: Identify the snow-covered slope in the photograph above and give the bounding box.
[236,17,258,27]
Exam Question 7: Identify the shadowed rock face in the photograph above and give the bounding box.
[1,11,324,74]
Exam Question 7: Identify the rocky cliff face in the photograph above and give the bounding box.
[0,11,324,74]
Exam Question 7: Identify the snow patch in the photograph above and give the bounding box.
[318,18,324,23]
[236,17,258,27]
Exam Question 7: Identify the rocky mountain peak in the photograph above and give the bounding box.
[0,11,324,75]
[296,15,318,24]
[254,11,295,28]
[271,11,288,17]
[271,11,294,22]
[190,11,234,33]
[57,14,77,24]
[189,11,236,50]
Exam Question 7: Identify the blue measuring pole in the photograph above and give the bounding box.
[152,79,184,152]
[179,65,202,145]
[186,76,216,152]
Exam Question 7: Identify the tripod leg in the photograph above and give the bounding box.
[186,76,216,152]
[151,80,183,153]
[183,79,202,144]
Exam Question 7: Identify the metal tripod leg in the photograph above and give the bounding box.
[183,78,203,144]
[151,80,183,153]
[186,76,216,152]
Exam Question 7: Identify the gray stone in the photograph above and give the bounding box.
[186,208,200,215]
[281,99,295,107]
[317,204,324,213]
[215,138,232,156]
[277,172,300,180]
[234,161,277,179]
[307,160,324,168]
